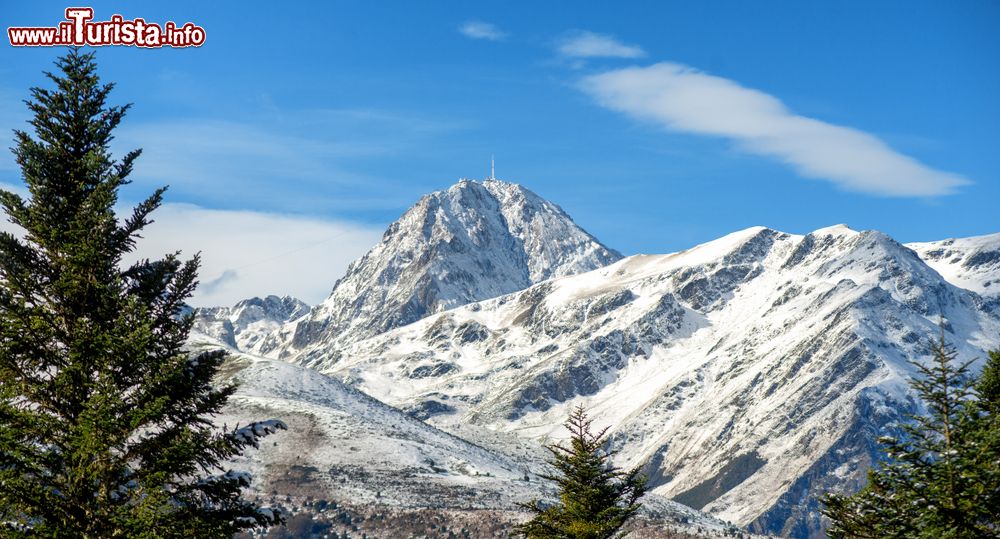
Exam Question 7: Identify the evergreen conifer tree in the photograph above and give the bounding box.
[978,349,1000,413]
[821,333,1000,538]
[516,406,647,539]
[0,49,285,537]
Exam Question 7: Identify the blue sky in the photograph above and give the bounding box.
[1,1,998,305]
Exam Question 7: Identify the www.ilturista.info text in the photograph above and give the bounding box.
[8,8,205,48]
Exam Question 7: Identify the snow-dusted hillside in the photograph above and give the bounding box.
[194,295,309,351]
[200,342,533,509]
[306,224,999,538]
[251,179,621,361]
[908,232,1000,307]
[192,334,738,537]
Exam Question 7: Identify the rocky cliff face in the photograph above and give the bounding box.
[256,179,621,365]
[194,295,309,351]
[907,231,1000,313]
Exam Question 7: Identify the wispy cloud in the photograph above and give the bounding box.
[106,108,466,213]
[459,21,507,41]
[123,204,383,306]
[0,192,383,307]
[200,269,239,296]
[580,63,969,197]
[557,31,645,59]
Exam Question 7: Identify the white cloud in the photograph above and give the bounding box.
[0,188,383,307]
[557,31,645,59]
[100,108,469,214]
[580,63,969,197]
[111,118,393,205]
[459,21,507,41]
[125,204,383,307]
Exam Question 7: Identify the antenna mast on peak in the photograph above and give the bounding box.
[490,155,495,180]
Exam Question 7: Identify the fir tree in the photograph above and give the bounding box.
[978,349,1000,413]
[966,348,1000,534]
[516,406,647,539]
[821,333,1000,538]
[0,49,285,537]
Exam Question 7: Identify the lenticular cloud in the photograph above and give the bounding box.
[581,62,968,197]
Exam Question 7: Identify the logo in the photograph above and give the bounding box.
[8,8,206,48]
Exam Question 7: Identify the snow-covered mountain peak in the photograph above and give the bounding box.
[810,223,858,238]
[429,178,620,283]
[248,178,622,361]
[663,226,779,268]
[908,231,1000,303]
[233,295,310,323]
[193,295,309,351]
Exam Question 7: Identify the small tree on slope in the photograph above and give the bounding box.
[516,406,647,539]
[821,335,1000,538]
[0,49,285,537]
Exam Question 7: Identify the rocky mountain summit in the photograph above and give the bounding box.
[212,179,621,361]
[194,295,309,351]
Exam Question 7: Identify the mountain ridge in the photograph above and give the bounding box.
[240,179,622,362]
[292,222,998,538]
[192,179,1000,538]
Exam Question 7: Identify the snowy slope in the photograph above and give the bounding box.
[254,179,621,363]
[907,232,1000,306]
[190,334,738,536]
[194,295,309,352]
[190,333,538,509]
[311,224,1000,538]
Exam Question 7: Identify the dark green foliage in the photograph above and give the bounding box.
[516,406,647,538]
[979,349,1000,413]
[0,49,285,537]
[821,333,1000,538]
